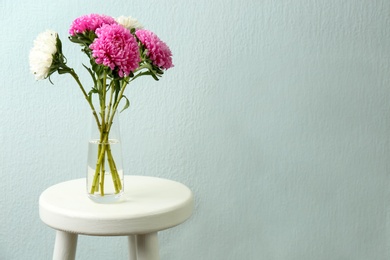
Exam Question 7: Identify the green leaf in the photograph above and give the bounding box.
[89,88,99,94]
[56,35,63,54]
[87,91,93,104]
[149,71,160,81]
[114,79,121,93]
[131,70,159,82]
[82,64,97,87]
[120,95,130,113]
[57,69,68,75]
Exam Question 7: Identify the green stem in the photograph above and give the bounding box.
[105,79,129,128]
[90,139,107,194]
[99,145,106,195]
[68,69,101,129]
[89,75,126,196]
[90,133,122,195]
[106,147,122,192]
[113,79,129,111]
[99,73,107,196]
[106,81,115,124]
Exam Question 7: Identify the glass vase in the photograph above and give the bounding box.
[87,109,124,203]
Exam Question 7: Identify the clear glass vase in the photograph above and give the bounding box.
[87,109,124,203]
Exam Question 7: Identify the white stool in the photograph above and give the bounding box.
[39,176,194,260]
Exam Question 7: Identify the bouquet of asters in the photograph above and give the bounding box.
[29,14,173,200]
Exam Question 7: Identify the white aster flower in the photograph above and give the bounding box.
[116,16,143,30]
[29,30,58,80]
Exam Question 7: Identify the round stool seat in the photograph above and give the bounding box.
[39,176,193,260]
[39,175,194,236]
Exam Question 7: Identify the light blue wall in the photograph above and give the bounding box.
[1,0,389,259]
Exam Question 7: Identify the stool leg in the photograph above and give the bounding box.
[53,230,78,260]
[136,232,160,260]
[127,235,138,260]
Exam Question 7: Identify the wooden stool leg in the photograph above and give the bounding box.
[53,230,78,260]
[136,232,160,260]
[127,235,138,260]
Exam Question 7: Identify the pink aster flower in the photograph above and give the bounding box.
[89,23,141,77]
[69,14,116,36]
[135,29,173,70]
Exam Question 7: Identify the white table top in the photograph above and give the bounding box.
[39,176,194,236]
